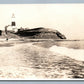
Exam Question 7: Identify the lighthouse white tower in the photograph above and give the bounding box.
[11,13,18,32]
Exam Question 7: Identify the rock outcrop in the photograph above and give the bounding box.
[16,27,66,39]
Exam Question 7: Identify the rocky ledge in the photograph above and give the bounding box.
[16,27,66,39]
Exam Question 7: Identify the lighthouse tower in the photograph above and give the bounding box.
[11,13,17,32]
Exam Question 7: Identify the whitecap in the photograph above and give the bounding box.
[49,45,84,61]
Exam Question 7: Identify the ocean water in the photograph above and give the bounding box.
[54,40,84,49]
[49,40,84,61]
[33,40,84,78]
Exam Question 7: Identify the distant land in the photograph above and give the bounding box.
[16,27,66,39]
[0,27,66,39]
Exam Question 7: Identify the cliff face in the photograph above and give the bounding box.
[16,27,66,39]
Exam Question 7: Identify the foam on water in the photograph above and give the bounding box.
[49,45,84,61]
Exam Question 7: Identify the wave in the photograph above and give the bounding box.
[49,45,84,61]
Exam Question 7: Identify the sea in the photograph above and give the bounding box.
[54,40,84,49]
[49,40,84,61]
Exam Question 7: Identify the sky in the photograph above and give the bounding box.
[0,4,84,40]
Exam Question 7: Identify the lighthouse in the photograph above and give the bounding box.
[11,13,18,32]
